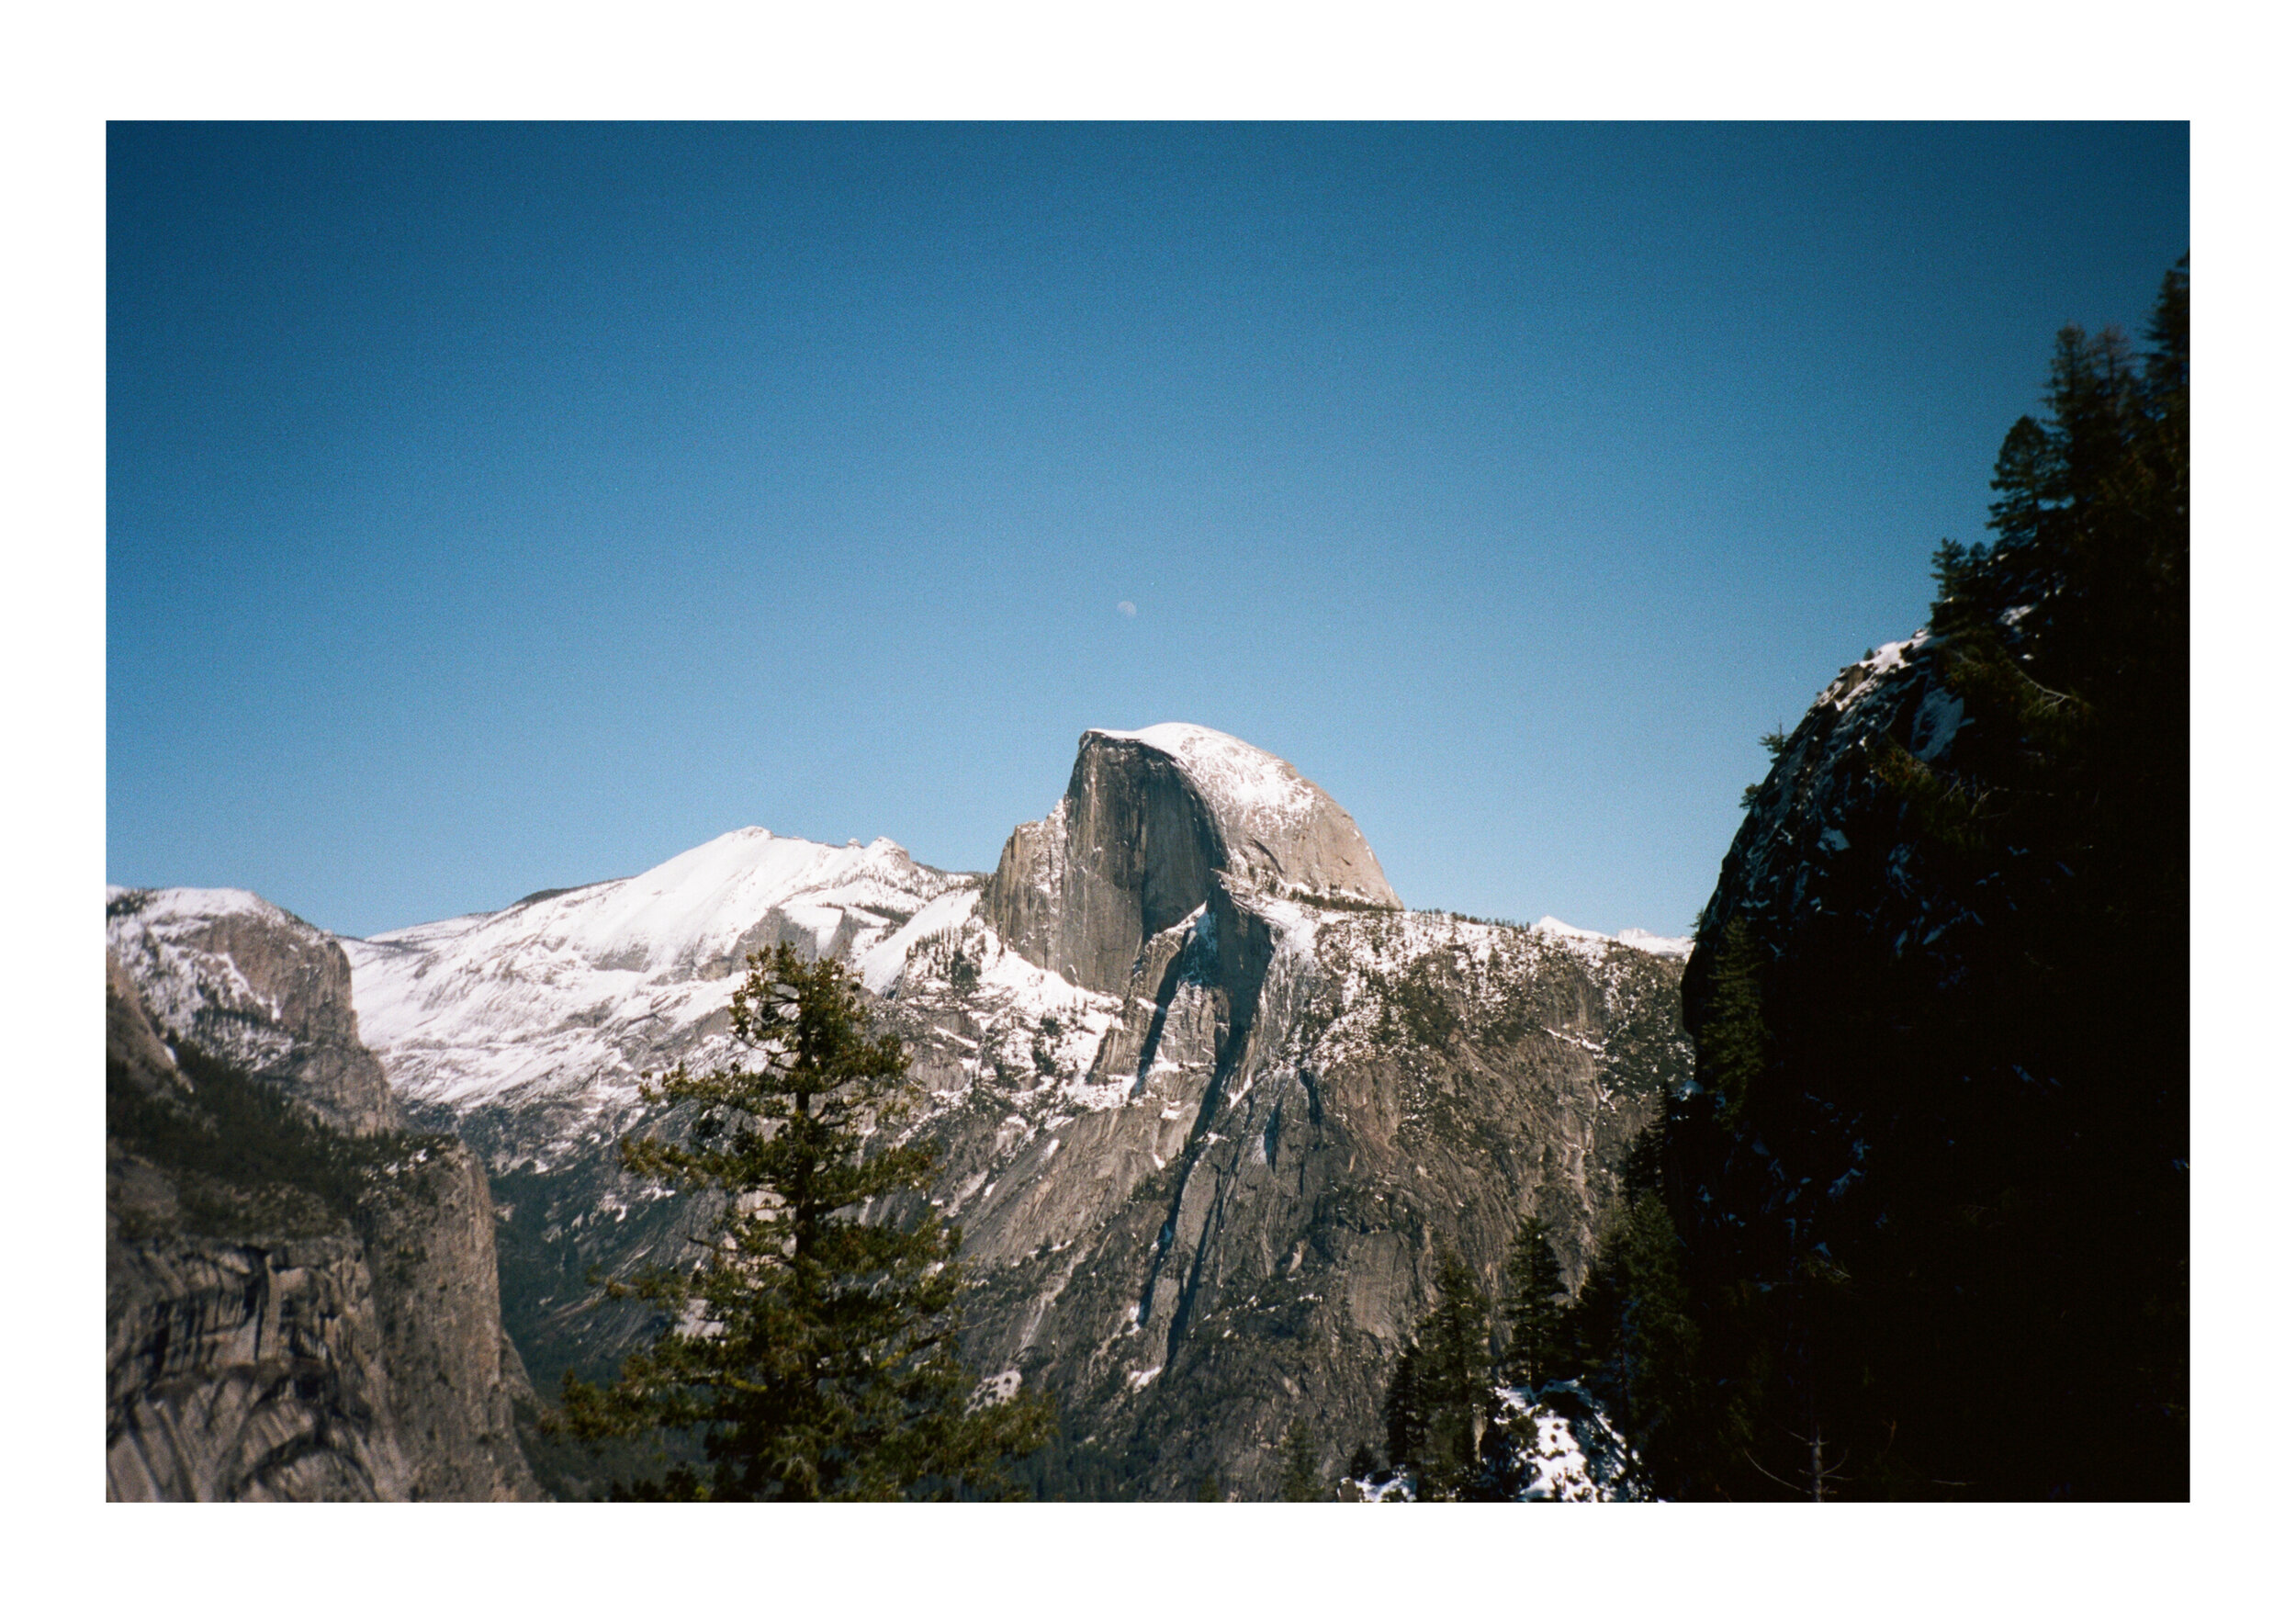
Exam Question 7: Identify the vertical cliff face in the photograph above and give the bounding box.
[982,725,1399,997]
[107,887,401,1136]
[888,901,1686,1499]
[865,725,1687,1497]
[355,1138,539,1500]
[105,895,541,1502]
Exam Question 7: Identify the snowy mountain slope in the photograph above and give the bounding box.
[335,825,1141,1406]
[345,829,976,1124]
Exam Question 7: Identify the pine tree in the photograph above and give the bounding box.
[1697,919,1769,1129]
[557,943,1052,1499]
[1663,259,2190,1497]
[1499,1212,1568,1391]
[1382,1247,1492,1499]
[1381,1342,1425,1478]
[1567,1189,1705,1489]
[1277,1417,1323,1502]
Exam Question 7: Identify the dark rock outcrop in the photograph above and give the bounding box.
[1670,626,2187,1497]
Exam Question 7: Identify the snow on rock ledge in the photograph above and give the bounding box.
[107,885,403,1136]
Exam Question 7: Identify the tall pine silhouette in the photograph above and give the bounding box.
[558,944,1052,1499]
[1382,1248,1492,1499]
[1499,1213,1568,1391]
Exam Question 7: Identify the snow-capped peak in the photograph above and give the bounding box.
[1087,723,1322,829]
[107,884,295,929]
[344,827,973,1112]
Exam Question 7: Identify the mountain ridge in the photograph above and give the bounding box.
[112,722,1692,1498]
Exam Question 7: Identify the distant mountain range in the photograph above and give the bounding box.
[110,722,1690,1499]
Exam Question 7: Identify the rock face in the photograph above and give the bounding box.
[982,725,1399,996]
[105,895,540,1502]
[342,724,1689,1498]
[341,831,978,1403]
[108,886,400,1136]
[893,898,1687,1499]
[1694,636,1973,952]
[107,1226,415,1501]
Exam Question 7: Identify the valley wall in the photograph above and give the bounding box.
[105,896,540,1502]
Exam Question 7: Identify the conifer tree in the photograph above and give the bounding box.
[1697,919,1769,1130]
[1566,1189,1706,1488]
[1661,258,2189,1497]
[1382,1342,1425,1477]
[1382,1247,1493,1499]
[557,943,1052,1499]
[1500,1213,1569,1391]
[1277,1417,1323,1502]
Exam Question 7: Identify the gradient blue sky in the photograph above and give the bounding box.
[107,122,2188,941]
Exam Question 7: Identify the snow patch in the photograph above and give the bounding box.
[1615,928,1693,959]
[1088,723,1321,828]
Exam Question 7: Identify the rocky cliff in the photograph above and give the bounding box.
[981,724,1398,995]
[340,831,982,1403]
[106,894,540,1502]
[108,886,401,1136]
[343,725,1689,1498]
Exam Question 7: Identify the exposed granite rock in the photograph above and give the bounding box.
[983,726,1398,997]
[892,903,1686,1499]
[107,947,181,1097]
[334,725,1685,1499]
[104,916,540,1501]
[107,1226,413,1501]
[356,1136,538,1500]
[107,886,401,1136]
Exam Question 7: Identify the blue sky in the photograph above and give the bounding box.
[107,122,2188,940]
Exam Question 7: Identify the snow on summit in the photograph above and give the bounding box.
[343,828,973,1113]
[1089,724,1322,832]
[333,737,1685,1134]
[369,828,941,977]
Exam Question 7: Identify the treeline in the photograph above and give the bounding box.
[108,1037,440,1239]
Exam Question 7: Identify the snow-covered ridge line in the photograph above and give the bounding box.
[343,827,979,1113]
[107,883,293,928]
[1366,909,1692,962]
